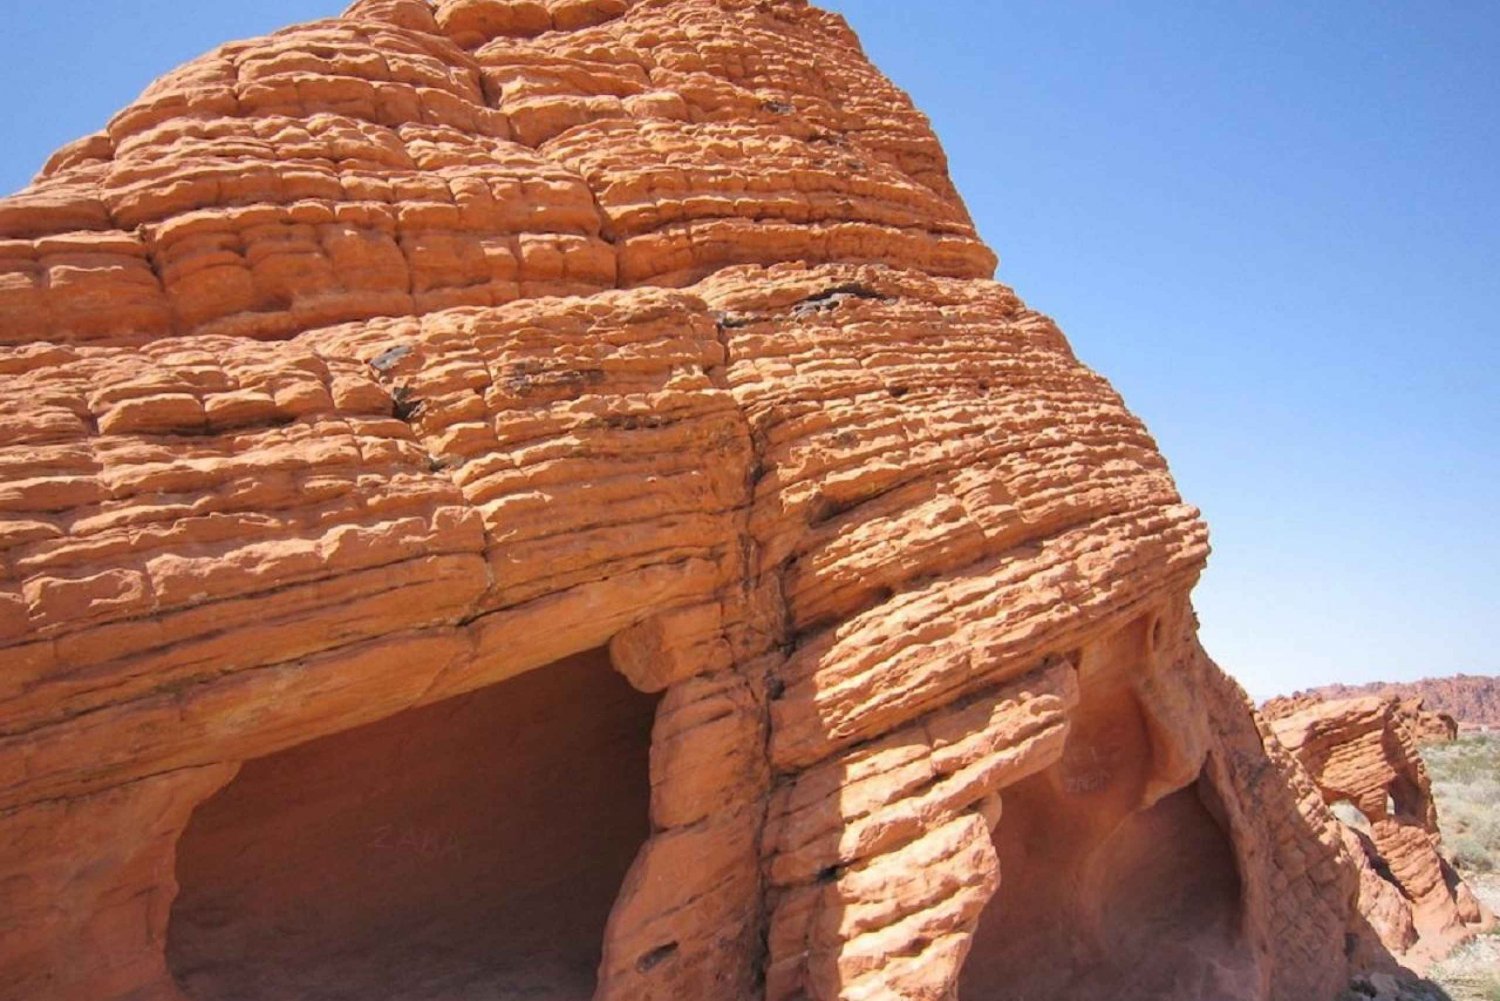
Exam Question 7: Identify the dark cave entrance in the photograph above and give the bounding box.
[959,682,1257,1001]
[166,648,659,1001]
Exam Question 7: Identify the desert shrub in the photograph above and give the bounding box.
[1424,732,1500,874]
[1470,777,1500,807]
[1448,834,1495,873]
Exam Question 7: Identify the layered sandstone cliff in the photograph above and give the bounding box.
[0,2,1481,1000]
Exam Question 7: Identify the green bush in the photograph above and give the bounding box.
[1448,834,1495,873]
[1424,732,1500,874]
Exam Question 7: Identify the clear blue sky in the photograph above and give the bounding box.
[1,3,1495,699]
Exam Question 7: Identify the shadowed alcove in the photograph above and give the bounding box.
[166,647,659,1001]
[959,668,1257,1001]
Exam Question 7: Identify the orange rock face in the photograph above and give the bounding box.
[1399,699,1461,743]
[0,2,1473,1000]
[1267,692,1460,744]
[1265,696,1493,968]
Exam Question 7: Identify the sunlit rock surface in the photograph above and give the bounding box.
[0,2,1471,999]
[1267,696,1494,970]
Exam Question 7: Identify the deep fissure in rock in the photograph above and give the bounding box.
[166,648,658,1001]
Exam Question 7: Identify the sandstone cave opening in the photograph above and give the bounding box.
[166,648,658,1001]
[958,683,1257,1001]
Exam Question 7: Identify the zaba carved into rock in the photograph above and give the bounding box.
[0,1,1490,999]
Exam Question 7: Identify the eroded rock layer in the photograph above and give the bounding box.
[1267,692,1460,744]
[0,2,1467,1000]
[1267,696,1494,968]
[1271,674,1500,730]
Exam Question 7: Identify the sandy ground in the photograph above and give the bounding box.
[1341,873,1498,1001]
[1426,874,1500,1001]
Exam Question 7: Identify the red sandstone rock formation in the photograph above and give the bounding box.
[0,2,1477,1000]
[1272,674,1500,731]
[1391,699,1460,743]
[1266,694,1460,744]
[1266,697,1493,968]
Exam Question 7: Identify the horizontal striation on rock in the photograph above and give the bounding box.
[0,2,1456,1001]
[0,0,990,348]
[0,287,757,812]
[1269,696,1495,968]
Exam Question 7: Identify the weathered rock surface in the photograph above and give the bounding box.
[1267,696,1495,968]
[1272,674,1500,731]
[0,2,1476,1000]
[1394,699,1460,744]
[1268,692,1461,744]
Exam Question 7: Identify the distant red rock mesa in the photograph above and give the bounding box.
[0,2,1490,1000]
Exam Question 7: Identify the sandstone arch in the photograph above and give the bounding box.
[1268,696,1494,968]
